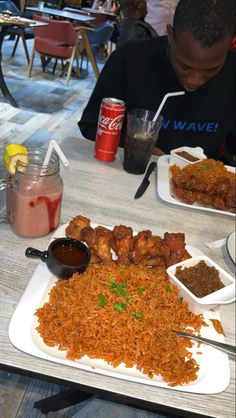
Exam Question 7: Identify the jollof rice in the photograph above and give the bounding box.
[35,262,207,386]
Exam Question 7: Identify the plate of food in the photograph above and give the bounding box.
[8,216,230,394]
[157,155,235,217]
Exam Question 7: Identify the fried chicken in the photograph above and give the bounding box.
[65,215,90,240]
[94,226,113,263]
[163,232,190,267]
[80,226,113,263]
[80,226,101,263]
[112,225,134,264]
[130,230,167,265]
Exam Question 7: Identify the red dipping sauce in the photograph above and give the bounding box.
[52,244,87,266]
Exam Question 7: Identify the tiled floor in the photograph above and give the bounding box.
[0,38,180,418]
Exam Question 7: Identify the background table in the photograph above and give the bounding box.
[0,19,47,107]
[0,137,235,418]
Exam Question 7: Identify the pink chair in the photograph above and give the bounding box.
[28,15,79,85]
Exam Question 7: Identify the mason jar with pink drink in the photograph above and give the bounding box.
[0,148,63,238]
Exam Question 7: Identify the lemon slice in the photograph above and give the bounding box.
[3,144,29,175]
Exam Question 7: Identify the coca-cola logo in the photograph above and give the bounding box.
[98,114,124,132]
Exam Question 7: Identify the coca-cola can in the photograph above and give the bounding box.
[94,97,126,162]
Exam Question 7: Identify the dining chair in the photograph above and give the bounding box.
[0,0,34,63]
[28,14,80,85]
[79,21,114,72]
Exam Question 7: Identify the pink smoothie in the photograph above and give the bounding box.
[6,175,63,238]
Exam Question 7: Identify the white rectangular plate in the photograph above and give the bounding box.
[157,155,235,217]
[8,223,230,394]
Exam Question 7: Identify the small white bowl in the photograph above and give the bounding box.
[167,255,235,314]
[170,146,207,168]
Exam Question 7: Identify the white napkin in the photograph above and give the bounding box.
[205,239,226,249]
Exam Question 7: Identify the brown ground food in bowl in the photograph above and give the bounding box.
[175,260,225,298]
[175,151,200,162]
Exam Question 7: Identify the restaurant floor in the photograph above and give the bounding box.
[0,39,181,418]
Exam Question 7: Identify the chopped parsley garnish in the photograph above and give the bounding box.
[197,163,213,172]
[179,296,183,303]
[114,302,127,313]
[108,277,117,288]
[106,277,143,318]
[98,294,108,308]
[131,311,142,318]
[165,285,172,292]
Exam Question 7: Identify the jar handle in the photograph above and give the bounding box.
[25,247,48,262]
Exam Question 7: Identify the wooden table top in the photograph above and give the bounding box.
[0,137,235,418]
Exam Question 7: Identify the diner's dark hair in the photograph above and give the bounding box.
[173,0,235,47]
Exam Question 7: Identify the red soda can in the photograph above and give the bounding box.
[94,97,126,162]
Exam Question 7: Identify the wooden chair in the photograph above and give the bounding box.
[28,15,80,84]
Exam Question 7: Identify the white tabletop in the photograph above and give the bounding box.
[0,137,235,418]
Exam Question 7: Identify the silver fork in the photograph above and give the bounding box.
[173,330,236,357]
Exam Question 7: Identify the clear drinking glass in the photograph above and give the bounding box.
[123,109,163,174]
[0,148,63,238]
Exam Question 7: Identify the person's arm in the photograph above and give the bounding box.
[78,48,126,141]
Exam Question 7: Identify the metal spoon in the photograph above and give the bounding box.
[173,330,236,358]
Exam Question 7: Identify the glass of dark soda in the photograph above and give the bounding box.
[123,109,163,174]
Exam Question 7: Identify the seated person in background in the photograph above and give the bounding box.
[117,0,158,46]
[145,0,180,36]
[78,0,236,162]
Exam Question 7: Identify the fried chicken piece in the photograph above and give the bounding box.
[80,226,113,263]
[94,226,113,263]
[112,225,134,264]
[80,226,101,263]
[164,232,190,267]
[173,187,196,204]
[65,215,90,240]
[130,231,170,265]
[173,187,227,211]
[131,231,159,264]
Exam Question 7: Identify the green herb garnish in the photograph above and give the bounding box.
[127,297,136,303]
[165,285,172,292]
[179,296,183,303]
[108,277,117,288]
[114,302,127,313]
[98,294,108,308]
[197,163,213,172]
[138,287,146,293]
[131,311,142,318]
[115,283,128,296]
